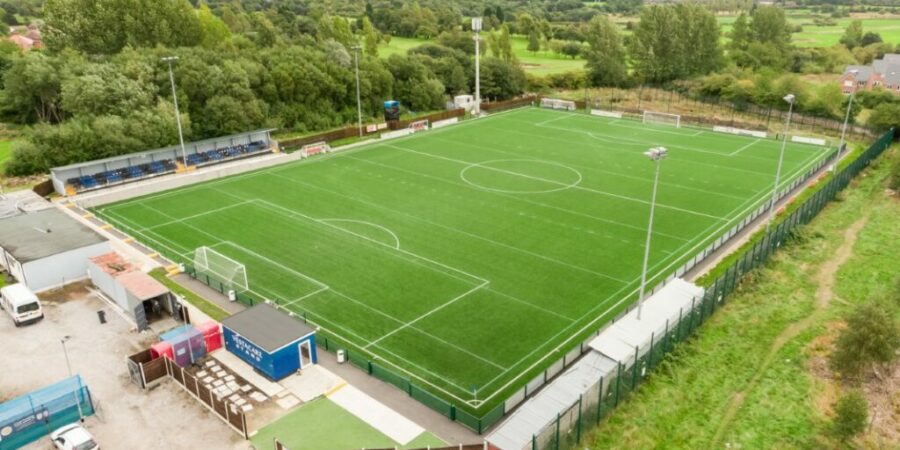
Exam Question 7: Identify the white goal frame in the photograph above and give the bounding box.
[642,110,681,128]
[193,246,249,291]
[540,98,577,111]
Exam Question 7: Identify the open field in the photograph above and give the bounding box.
[717,14,900,47]
[379,36,586,75]
[94,107,832,414]
[586,147,899,449]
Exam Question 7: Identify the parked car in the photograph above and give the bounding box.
[50,423,99,450]
[0,283,43,326]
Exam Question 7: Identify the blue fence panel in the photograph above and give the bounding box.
[0,376,95,450]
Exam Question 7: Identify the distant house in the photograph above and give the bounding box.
[841,54,900,95]
[5,24,42,52]
[7,34,34,51]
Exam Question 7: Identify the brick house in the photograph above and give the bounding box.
[841,54,900,95]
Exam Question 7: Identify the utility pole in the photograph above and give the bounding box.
[352,44,363,137]
[766,94,796,234]
[472,17,483,115]
[636,147,668,320]
[162,56,187,170]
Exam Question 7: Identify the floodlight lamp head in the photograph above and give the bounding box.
[472,17,483,32]
[783,94,795,104]
[644,147,668,161]
[161,56,179,63]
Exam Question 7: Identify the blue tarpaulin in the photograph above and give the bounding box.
[0,375,94,450]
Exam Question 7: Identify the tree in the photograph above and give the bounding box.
[867,103,900,133]
[729,12,750,51]
[832,390,868,442]
[517,12,537,36]
[527,30,541,54]
[386,54,445,111]
[479,57,525,101]
[839,20,864,49]
[830,300,900,379]
[560,41,582,59]
[498,25,515,62]
[860,32,882,47]
[197,3,232,49]
[584,15,628,87]
[362,17,379,57]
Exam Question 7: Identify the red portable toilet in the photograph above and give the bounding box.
[198,321,223,352]
[150,341,173,360]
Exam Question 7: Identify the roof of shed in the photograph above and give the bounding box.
[0,209,107,263]
[221,303,316,352]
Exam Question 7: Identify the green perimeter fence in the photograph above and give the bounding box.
[525,128,895,450]
[104,125,893,437]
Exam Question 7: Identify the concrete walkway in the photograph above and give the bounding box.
[172,273,246,315]
[318,350,481,444]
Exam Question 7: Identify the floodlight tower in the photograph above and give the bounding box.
[162,56,188,170]
[352,44,363,137]
[636,146,668,321]
[766,94,796,234]
[472,17,483,115]
[837,69,859,160]
[61,336,84,421]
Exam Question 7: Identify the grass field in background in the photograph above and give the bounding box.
[250,398,446,450]
[379,36,586,75]
[0,141,14,171]
[95,107,831,414]
[717,15,900,47]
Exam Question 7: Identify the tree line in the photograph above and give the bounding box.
[1,0,525,176]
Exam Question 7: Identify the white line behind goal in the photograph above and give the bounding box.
[642,111,681,128]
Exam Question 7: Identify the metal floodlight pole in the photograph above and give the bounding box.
[352,45,363,137]
[61,336,84,421]
[162,56,188,170]
[636,147,667,320]
[837,69,858,161]
[767,94,795,234]
[472,17,482,115]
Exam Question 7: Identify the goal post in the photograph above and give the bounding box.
[193,246,249,291]
[540,98,577,111]
[642,111,681,128]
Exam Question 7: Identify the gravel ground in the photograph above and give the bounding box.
[0,282,251,450]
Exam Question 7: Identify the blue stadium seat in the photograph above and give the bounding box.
[128,166,143,178]
[150,162,166,174]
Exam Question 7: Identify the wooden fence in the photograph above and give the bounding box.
[481,95,538,112]
[278,109,465,151]
[165,357,249,438]
[126,350,248,438]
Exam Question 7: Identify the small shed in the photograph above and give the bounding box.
[0,208,111,292]
[221,303,317,381]
[87,252,179,331]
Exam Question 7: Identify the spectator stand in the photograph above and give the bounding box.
[50,129,276,197]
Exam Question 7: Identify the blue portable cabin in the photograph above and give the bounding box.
[221,303,318,381]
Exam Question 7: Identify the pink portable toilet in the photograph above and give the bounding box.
[150,341,173,360]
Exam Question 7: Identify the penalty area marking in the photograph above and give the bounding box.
[320,218,401,249]
[459,159,583,194]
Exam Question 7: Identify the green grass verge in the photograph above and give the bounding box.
[0,140,15,172]
[250,397,446,450]
[148,268,229,322]
[95,108,830,415]
[586,146,899,449]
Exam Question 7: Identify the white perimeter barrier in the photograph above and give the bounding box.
[713,126,767,139]
[590,109,623,119]
[431,117,459,129]
[792,135,828,146]
[380,128,413,140]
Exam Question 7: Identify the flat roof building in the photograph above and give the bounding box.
[0,208,111,292]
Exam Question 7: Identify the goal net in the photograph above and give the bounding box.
[642,111,681,128]
[540,98,577,111]
[193,247,249,291]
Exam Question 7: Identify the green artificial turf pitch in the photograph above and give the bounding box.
[95,107,831,414]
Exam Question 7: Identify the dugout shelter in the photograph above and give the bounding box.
[221,303,318,381]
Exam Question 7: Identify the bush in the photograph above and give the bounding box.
[829,300,900,379]
[832,390,868,442]
[889,150,900,191]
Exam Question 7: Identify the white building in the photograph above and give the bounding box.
[0,208,111,292]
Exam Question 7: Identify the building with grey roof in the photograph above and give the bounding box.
[841,54,900,95]
[0,208,111,291]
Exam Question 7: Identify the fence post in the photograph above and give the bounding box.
[555,412,561,450]
[614,363,622,406]
[631,346,639,390]
[577,394,583,443]
[597,375,604,424]
[648,332,656,370]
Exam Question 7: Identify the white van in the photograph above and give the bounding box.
[0,283,43,326]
